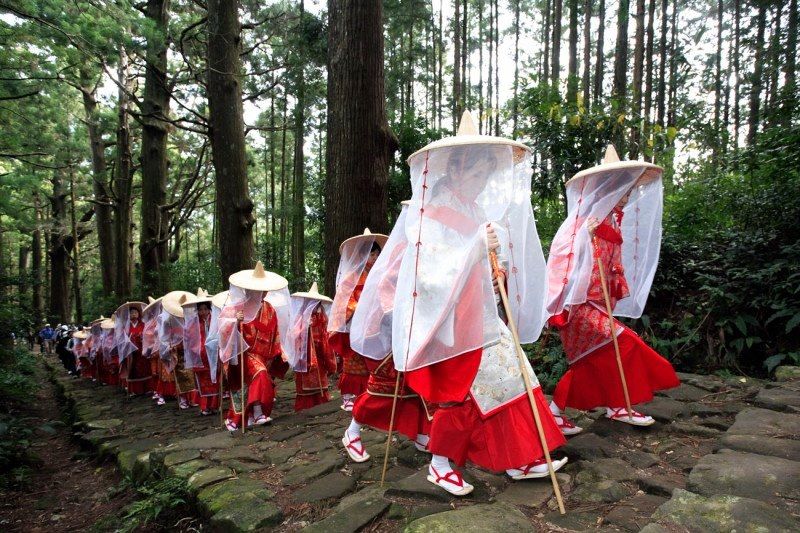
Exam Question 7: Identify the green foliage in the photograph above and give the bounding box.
[118,476,190,532]
[0,346,41,489]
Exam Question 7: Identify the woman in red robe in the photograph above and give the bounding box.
[328,229,387,411]
[546,146,679,428]
[116,303,150,396]
[288,284,337,411]
[181,291,221,415]
[220,262,289,431]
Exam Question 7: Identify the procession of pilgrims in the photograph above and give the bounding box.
[64,111,679,498]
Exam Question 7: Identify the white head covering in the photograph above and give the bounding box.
[157,309,184,367]
[285,297,323,372]
[113,302,144,364]
[328,230,386,334]
[204,291,229,383]
[182,293,212,370]
[350,204,410,360]
[392,112,522,372]
[546,146,664,319]
[492,159,548,343]
[141,299,162,357]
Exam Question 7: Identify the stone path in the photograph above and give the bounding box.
[51,364,800,532]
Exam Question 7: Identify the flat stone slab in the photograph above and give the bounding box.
[385,470,452,502]
[719,433,800,461]
[754,386,800,412]
[687,449,800,505]
[561,432,617,460]
[281,454,345,486]
[651,488,798,532]
[676,372,727,392]
[726,407,800,438]
[574,458,637,484]
[168,459,212,480]
[604,493,667,531]
[495,473,570,508]
[85,418,123,431]
[304,497,390,533]
[635,397,686,422]
[292,472,356,503]
[209,446,262,463]
[209,492,282,532]
[165,431,259,453]
[163,449,201,468]
[197,477,275,516]
[660,383,707,402]
[404,503,533,532]
[187,466,235,491]
[775,366,800,382]
[571,480,630,503]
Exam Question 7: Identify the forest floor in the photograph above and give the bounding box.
[32,356,800,532]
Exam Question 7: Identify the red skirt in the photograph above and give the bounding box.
[428,387,566,472]
[79,358,96,379]
[294,390,331,411]
[156,377,177,398]
[330,332,369,396]
[226,371,276,426]
[553,328,680,411]
[405,348,483,404]
[126,353,153,395]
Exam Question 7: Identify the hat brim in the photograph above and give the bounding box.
[114,301,145,316]
[100,318,115,330]
[339,233,389,254]
[228,269,288,292]
[566,161,663,186]
[142,297,163,317]
[90,317,105,326]
[73,331,89,339]
[211,291,229,310]
[408,135,530,164]
[291,291,333,303]
[161,290,196,318]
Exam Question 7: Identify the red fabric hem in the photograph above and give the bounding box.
[352,393,431,440]
[338,372,369,396]
[294,391,331,412]
[553,329,680,411]
[428,387,566,472]
[405,348,483,404]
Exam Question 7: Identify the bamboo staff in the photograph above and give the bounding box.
[380,367,402,487]
[172,350,183,412]
[490,251,565,515]
[592,236,633,422]
[237,317,246,435]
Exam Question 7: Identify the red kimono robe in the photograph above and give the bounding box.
[329,270,370,396]
[124,320,152,395]
[550,211,679,410]
[225,302,288,426]
[295,310,338,411]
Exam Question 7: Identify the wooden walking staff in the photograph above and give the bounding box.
[592,235,634,422]
[489,250,566,515]
[379,369,402,487]
[237,317,246,435]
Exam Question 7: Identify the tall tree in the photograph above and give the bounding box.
[291,1,307,286]
[747,2,767,146]
[325,0,398,292]
[113,46,134,299]
[612,0,630,105]
[79,70,115,295]
[453,0,462,131]
[712,0,723,165]
[656,0,668,128]
[582,0,592,106]
[207,0,255,280]
[512,0,521,135]
[784,0,798,121]
[594,0,606,106]
[567,0,579,105]
[32,192,43,326]
[139,0,171,297]
[551,0,563,89]
[48,167,70,323]
[643,0,657,161]
[630,0,646,158]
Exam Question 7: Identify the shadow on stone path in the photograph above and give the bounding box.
[52,362,800,532]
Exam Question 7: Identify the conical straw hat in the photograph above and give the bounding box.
[211,291,229,310]
[73,330,89,340]
[567,145,663,186]
[182,287,213,308]
[142,296,162,316]
[408,110,530,163]
[114,301,145,317]
[90,316,106,326]
[291,281,333,303]
[339,227,389,254]
[162,290,195,318]
[100,314,116,330]
[228,261,288,292]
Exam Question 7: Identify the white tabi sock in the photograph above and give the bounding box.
[430,454,451,472]
[252,403,263,419]
[347,419,362,440]
[415,434,430,446]
[549,401,561,417]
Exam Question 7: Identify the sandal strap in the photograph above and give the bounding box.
[557,417,576,429]
[431,466,464,487]
[345,435,366,456]
[610,407,644,418]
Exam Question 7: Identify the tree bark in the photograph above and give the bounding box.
[69,166,82,323]
[139,0,171,297]
[630,0,646,158]
[567,0,579,105]
[712,0,723,165]
[643,0,656,161]
[582,0,592,107]
[551,0,563,89]
[594,0,606,106]
[612,0,630,105]
[733,0,741,160]
[543,0,551,83]
[747,2,767,146]
[49,169,71,323]
[325,0,398,293]
[18,246,29,298]
[114,46,134,299]
[291,0,306,286]
[513,0,521,135]
[32,193,43,326]
[784,0,798,121]
[656,0,668,128]
[207,0,256,281]
[453,0,462,131]
[79,70,115,295]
